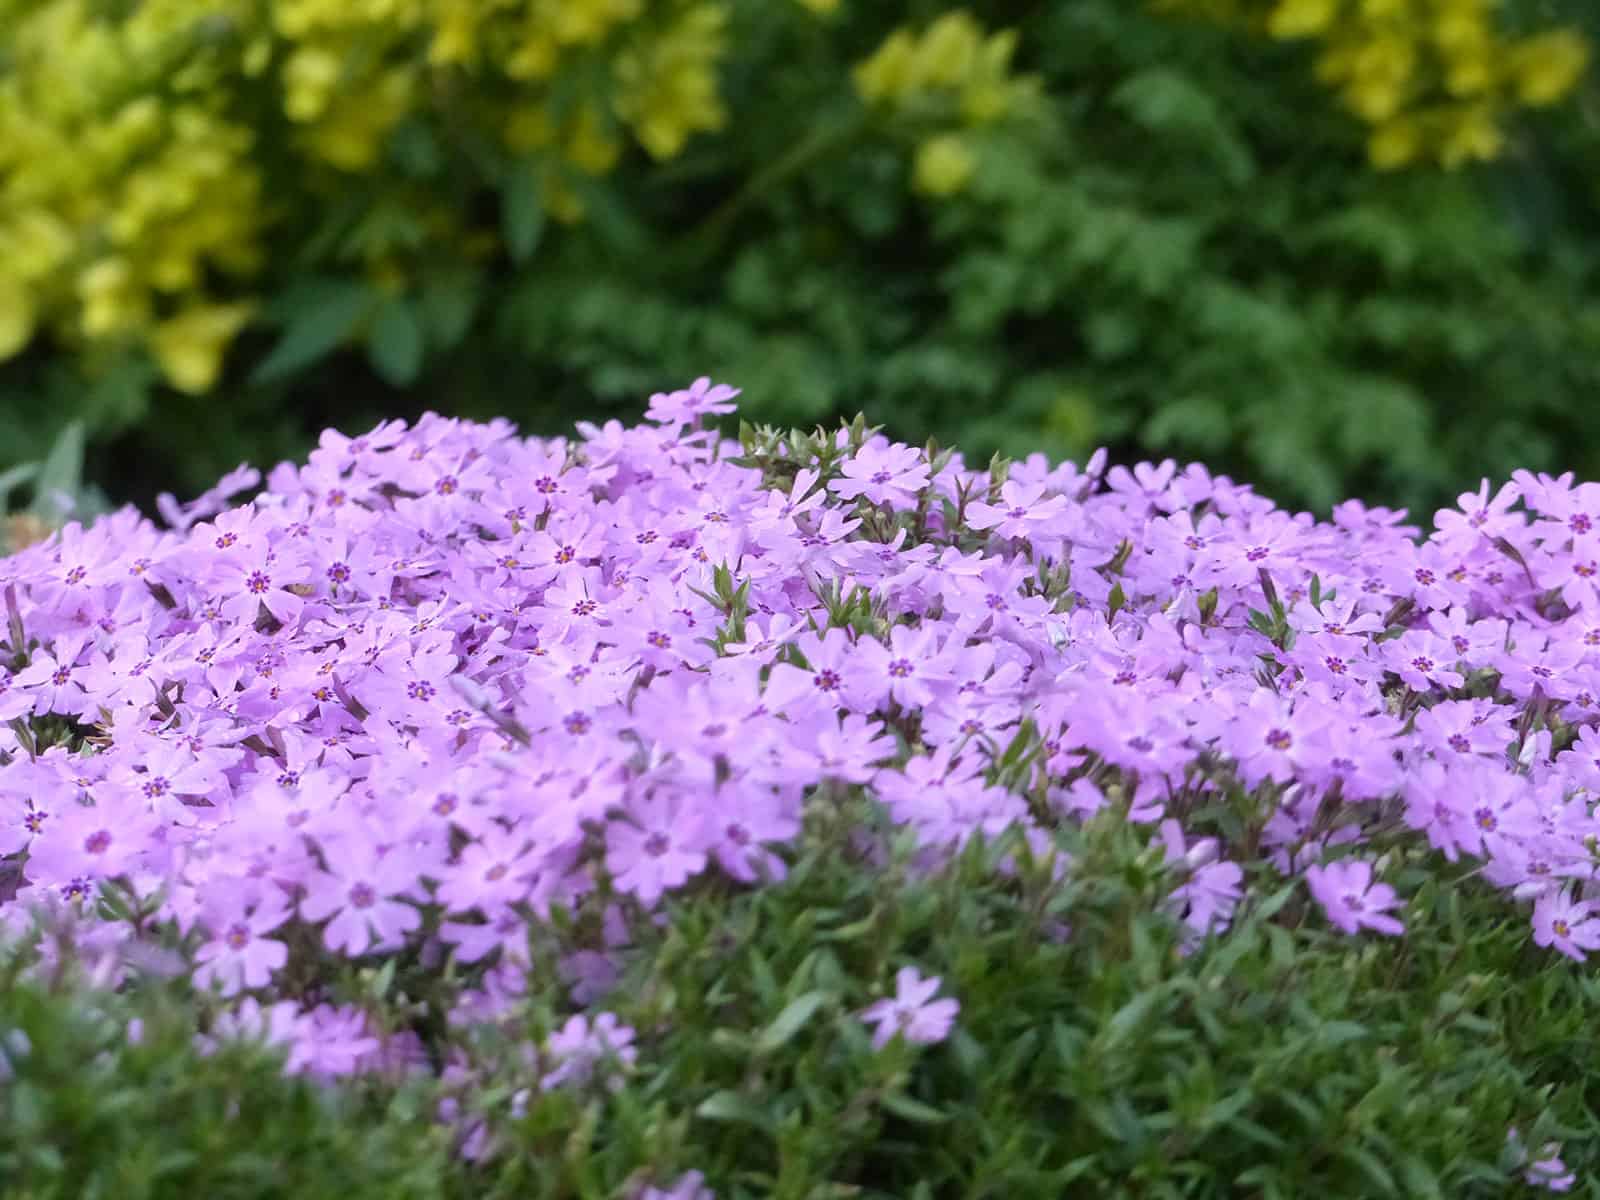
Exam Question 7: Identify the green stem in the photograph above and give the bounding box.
[683,108,871,264]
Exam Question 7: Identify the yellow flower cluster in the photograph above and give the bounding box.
[1165,0,1590,169]
[0,0,266,391]
[853,11,1039,197]
[0,0,730,389]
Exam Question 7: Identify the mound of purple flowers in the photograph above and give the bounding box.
[0,380,1593,1187]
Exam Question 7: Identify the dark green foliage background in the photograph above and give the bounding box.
[6,0,1600,515]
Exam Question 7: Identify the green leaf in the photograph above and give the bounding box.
[367,298,425,388]
[1341,1146,1397,1196]
[251,279,375,384]
[879,1093,948,1125]
[28,421,84,520]
[502,160,546,264]
[418,268,483,350]
[1101,987,1162,1052]
[695,1090,774,1132]
[756,990,832,1055]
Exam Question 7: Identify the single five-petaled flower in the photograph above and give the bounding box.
[859,965,959,1050]
[1304,859,1405,937]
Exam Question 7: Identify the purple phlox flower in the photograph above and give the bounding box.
[23,800,162,896]
[702,781,798,885]
[1531,889,1600,962]
[966,480,1071,541]
[434,824,538,915]
[646,376,740,427]
[860,965,959,1051]
[855,622,954,710]
[1296,597,1385,641]
[753,466,826,535]
[1380,630,1466,693]
[540,1012,638,1092]
[1218,691,1316,789]
[297,834,424,955]
[194,899,293,996]
[771,712,895,789]
[1506,1127,1577,1193]
[157,464,263,533]
[559,949,623,1006]
[0,663,33,722]
[1284,630,1381,692]
[1432,478,1522,550]
[1158,819,1244,947]
[605,787,712,905]
[1304,858,1405,937]
[829,441,932,509]
[14,632,93,718]
[1105,459,1179,512]
[720,611,806,660]
[634,1171,715,1200]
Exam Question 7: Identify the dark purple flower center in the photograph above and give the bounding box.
[644,832,670,858]
[348,882,377,909]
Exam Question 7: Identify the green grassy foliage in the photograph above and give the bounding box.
[4,802,1595,1198]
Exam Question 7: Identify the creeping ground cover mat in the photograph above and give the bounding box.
[0,379,1593,1194]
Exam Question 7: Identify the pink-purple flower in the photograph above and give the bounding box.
[1304,859,1405,937]
[860,966,960,1050]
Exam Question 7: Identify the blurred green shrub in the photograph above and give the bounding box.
[1,0,1598,514]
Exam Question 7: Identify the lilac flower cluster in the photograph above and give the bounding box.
[0,381,1594,1185]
